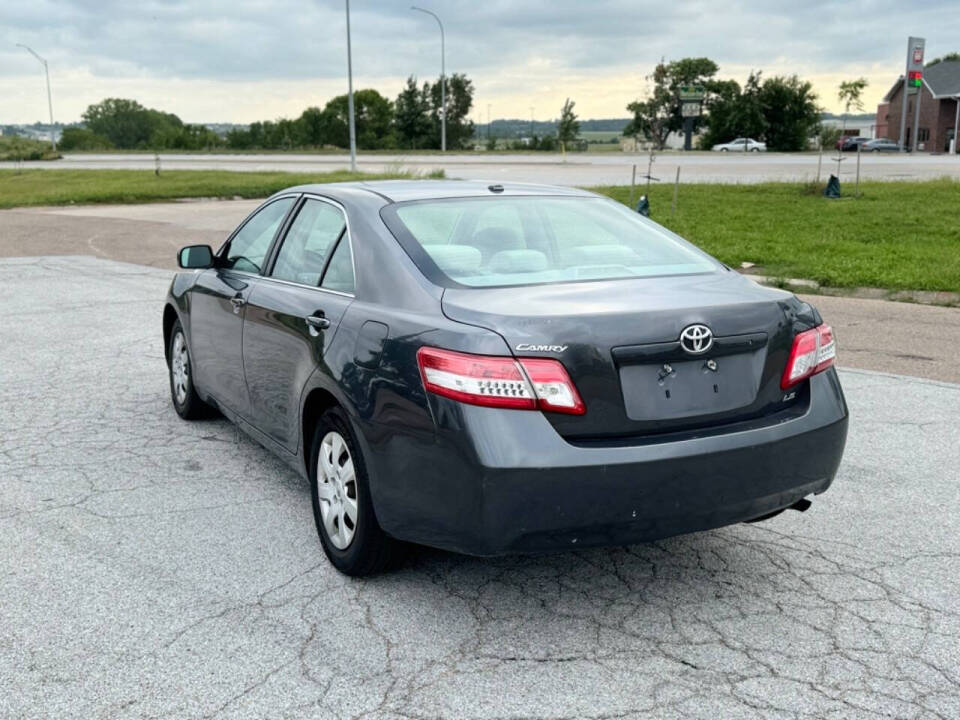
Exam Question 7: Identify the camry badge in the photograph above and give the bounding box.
[516,343,568,353]
[679,324,713,355]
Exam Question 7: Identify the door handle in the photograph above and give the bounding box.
[230,294,246,313]
[306,314,331,330]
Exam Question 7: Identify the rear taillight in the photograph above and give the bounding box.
[417,347,586,415]
[781,324,836,389]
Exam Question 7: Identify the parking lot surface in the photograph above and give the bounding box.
[5,150,960,185]
[2,255,959,719]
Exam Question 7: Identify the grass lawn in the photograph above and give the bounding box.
[591,180,960,292]
[0,168,424,210]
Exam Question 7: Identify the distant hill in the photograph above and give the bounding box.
[821,112,875,123]
[478,118,630,138]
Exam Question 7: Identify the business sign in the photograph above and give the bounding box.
[906,37,925,95]
[678,85,706,101]
[681,102,702,118]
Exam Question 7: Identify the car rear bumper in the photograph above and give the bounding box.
[360,369,848,556]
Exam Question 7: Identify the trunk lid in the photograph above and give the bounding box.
[441,270,821,440]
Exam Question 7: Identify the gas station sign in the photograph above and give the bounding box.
[907,37,925,95]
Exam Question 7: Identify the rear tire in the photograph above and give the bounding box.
[168,320,213,420]
[309,407,399,576]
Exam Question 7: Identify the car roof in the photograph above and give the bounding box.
[277,179,597,204]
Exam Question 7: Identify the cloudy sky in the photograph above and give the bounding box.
[2,0,957,125]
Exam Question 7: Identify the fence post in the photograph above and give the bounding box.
[671,166,680,216]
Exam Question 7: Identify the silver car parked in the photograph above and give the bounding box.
[712,138,767,152]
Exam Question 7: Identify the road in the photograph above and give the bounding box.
[3,199,959,383]
[2,254,958,719]
[4,150,960,185]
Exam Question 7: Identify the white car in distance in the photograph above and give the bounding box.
[712,138,767,152]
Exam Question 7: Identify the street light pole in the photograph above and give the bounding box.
[16,43,56,151]
[411,6,445,152]
[344,0,357,171]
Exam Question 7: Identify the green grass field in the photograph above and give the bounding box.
[0,168,431,209]
[591,180,960,292]
[0,169,956,292]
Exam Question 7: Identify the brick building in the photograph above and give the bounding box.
[880,60,960,152]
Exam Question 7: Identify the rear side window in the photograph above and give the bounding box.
[385,196,717,288]
[224,197,294,273]
[272,199,346,286]
[321,237,355,294]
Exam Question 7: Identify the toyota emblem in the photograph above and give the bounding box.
[680,324,713,354]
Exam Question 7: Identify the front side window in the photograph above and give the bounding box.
[386,196,718,288]
[272,199,346,286]
[223,197,295,273]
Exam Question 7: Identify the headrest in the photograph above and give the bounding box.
[423,244,482,275]
[487,249,549,274]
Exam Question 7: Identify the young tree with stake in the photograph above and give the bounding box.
[837,78,868,173]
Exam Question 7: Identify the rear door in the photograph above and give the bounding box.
[189,195,296,416]
[241,196,356,451]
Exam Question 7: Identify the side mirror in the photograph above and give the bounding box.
[178,245,214,269]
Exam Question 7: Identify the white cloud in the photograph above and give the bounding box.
[1,0,957,123]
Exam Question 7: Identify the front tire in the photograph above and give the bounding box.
[309,407,398,576]
[168,320,213,419]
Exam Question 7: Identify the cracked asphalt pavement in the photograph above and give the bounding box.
[2,255,959,719]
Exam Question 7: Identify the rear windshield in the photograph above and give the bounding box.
[385,196,717,288]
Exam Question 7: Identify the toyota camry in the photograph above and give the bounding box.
[163,181,848,576]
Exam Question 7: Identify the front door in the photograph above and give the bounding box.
[242,197,356,451]
[189,196,296,416]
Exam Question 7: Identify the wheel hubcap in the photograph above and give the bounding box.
[316,431,358,550]
[171,332,189,405]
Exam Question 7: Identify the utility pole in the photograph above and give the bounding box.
[16,44,56,151]
[487,103,491,140]
[411,7,445,151]
[529,107,535,139]
[345,0,357,171]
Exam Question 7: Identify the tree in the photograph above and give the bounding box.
[151,124,223,150]
[82,98,182,149]
[321,89,396,149]
[926,52,960,67]
[759,75,820,151]
[625,57,719,149]
[837,78,868,133]
[59,127,113,151]
[295,106,329,147]
[394,77,432,149]
[556,98,580,155]
[701,72,819,151]
[425,73,475,149]
[701,73,767,149]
